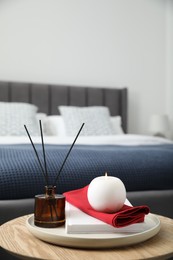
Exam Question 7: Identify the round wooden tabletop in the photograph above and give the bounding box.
[0,214,173,260]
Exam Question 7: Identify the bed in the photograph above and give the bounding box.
[0,80,173,229]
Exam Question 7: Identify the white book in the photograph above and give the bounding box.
[65,200,149,234]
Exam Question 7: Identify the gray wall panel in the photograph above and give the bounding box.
[69,87,87,106]
[0,81,128,132]
[31,84,49,114]
[11,83,30,103]
[51,85,68,115]
[87,88,104,106]
[0,82,9,101]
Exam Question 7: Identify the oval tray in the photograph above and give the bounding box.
[26,214,160,249]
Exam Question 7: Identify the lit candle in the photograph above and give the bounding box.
[87,173,126,213]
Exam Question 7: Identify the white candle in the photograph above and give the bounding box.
[87,173,126,213]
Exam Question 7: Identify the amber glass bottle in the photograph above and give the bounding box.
[34,186,65,228]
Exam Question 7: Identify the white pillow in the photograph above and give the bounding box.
[58,106,114,136]
[36,113,47,122]
[0,102,39,136]
[43,115,66,136]
[111,116,125,135]
[42,114,124,136]
[36,113,48,134]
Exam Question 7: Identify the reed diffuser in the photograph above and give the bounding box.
[24,121,84,228]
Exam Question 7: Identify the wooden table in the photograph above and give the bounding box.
[0,214,173,260]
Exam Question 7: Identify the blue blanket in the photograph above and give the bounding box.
[0,144,173,199]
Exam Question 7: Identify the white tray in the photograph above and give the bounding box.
[26,214,160,249]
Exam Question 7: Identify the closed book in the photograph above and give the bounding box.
[65,200,149,234]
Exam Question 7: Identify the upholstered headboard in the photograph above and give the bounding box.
[0,81,128,133]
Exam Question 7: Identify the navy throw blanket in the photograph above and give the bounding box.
[0,144,173,199]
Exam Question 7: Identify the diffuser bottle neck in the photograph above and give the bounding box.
[45,185,56,198]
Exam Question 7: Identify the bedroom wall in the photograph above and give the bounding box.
[0,0,171,135]
[166,0,173,138]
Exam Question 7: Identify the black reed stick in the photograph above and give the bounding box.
[53,123,85,186]
[39,120,49,185]
[24,122,84,187]
[24,124,48,185]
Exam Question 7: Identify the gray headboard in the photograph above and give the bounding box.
[0,81,128,133]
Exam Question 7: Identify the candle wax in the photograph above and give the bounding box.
[87,175,126,213]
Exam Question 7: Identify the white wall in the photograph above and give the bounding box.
[0,0,171,134]
[166,0,173,137]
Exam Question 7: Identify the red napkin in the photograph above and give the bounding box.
[63,185,150,228]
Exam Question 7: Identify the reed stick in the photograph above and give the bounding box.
[39,120,49,185]
[24,124,48,185]
[24,122,84,188]
[53,123,84,186]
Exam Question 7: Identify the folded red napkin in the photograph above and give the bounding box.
[63,185,150,228]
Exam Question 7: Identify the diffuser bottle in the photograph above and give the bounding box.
[34,185,65,228]
[25,121,84,228]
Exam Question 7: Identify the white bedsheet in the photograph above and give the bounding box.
[0,134,172,146]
